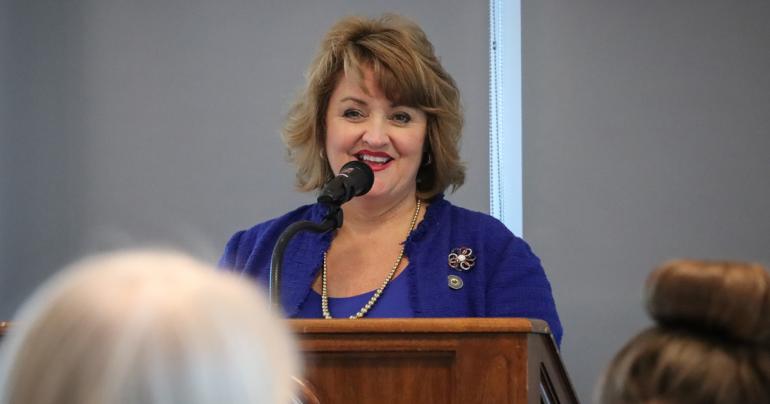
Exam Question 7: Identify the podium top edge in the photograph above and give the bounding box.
[0,318,552,339]
[288,317,552,335]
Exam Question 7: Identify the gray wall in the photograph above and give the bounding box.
[524,1,770,401]
[1,2,487,316]
[3,1,770,403]
[2,0,88,319]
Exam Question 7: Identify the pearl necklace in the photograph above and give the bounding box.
[321,199,422,319]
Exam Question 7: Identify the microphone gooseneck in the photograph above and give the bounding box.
[269,160,374,311]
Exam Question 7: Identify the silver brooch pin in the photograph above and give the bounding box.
[448,247,476,271]
[448,275,463,290]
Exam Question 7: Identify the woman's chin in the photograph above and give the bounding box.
[355,183,416,205]
[358,188,387,202]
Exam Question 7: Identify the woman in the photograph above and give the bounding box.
[220,14,562,345]
[0,250,298,404]
[598,260,770,403]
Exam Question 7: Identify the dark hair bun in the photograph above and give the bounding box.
[645,260,770,344]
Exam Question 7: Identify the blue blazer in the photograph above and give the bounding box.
[220,195,563,345]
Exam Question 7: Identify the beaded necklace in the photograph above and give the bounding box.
[321,199,422,319]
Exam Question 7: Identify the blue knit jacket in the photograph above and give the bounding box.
[219,195,563,346]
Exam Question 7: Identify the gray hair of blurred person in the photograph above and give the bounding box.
[0,249,299,404]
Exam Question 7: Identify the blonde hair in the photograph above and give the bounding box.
[283,14,465,200]
[598,260,770,404]
[0,250,299,404]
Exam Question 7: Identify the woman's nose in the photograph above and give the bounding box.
[361,116,389,147]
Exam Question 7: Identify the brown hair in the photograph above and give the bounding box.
[599,260,770,404]
[283,14,465,200]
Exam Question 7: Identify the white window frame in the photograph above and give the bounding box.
[489,0,523,236]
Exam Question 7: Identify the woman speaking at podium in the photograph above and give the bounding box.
[220,14,562,345]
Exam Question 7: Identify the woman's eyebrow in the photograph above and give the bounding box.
[338,96,412,110]
[339,96,367,105]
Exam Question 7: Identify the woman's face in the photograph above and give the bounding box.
[324,68,427,203]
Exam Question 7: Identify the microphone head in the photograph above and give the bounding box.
[317,160,374,205]
[340,160,374,197]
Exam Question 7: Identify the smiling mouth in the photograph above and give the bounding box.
[355,153,393,164]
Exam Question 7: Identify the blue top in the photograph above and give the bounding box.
[219,195,563,345]
[297,269,413,318]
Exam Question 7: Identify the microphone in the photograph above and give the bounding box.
[271,161,372,307]
[317,160,374,205]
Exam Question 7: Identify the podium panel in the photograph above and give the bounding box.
[290,318,578,404]
[0,319,577,403]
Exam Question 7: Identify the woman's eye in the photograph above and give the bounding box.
[343,109,364,119]
[391,112,412,124]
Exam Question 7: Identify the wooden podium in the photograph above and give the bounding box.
[290,318,578,404]
[0,318,578,403]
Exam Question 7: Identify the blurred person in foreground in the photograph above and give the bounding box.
[0,249,298,404]
[598,259,770,404]
[220,14,562,345]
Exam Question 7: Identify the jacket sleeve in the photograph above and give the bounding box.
[486,236,563,346]
[218,230,246,271]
